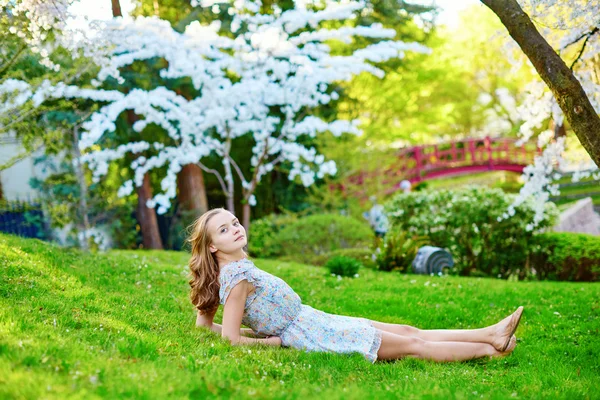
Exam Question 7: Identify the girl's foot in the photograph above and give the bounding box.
[491,306,523,352]
[490,335,517,358]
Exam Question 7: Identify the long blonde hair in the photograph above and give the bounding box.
[186,208,226,315]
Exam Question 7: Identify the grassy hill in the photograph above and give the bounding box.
[1,233,599,399]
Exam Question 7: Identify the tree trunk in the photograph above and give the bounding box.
[242,202,251,231]
[111,0,122,17]
[113,0,161,249]
[126,108,163,250]
[480,0,600,166]
[549,120,566,139]
[225,194,234,214]
[222,139,236,213]
[72,126,91,251]
[136,172,164,249]
[177,163,208,215]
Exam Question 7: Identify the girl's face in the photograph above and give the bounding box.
[207,211,247,255]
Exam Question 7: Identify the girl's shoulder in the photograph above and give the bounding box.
[219,257,256,277]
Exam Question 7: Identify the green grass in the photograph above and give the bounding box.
[1,233,599,399]
[422,171,523,193]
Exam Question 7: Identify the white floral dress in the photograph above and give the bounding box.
[219,258,382,363]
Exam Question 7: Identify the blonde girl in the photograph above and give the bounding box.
[188,208,522,363]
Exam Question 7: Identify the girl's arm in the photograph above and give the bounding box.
[208,323,266,338]
[222,280,281,347]
[194,294,265,338]
[196,309,264,338]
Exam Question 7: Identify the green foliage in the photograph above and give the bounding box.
[165,208,201,251]
[277,214,373,264]
[529,232,600,282]
[414,181,429,192]
[312,248,377,269]
[0,199,41,212]
[247,213,298,258]
[313,5,537,206]
[375,229,428,273]
[325,255,362,277]
[385,186,559,278]
[29,155,139,250]
[338,5,533,145]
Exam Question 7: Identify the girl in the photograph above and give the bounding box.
[188,208,522,363]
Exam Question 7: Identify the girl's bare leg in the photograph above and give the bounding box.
[369,306,523,351]
[376,330,513,362]
[370,321,492,343]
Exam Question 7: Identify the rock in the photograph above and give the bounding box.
[553,197,600,235]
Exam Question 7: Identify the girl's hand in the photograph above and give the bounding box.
[265,336,282,346]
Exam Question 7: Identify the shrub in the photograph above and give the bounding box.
[376,228,428,273]
[312,248,377,269]
[529,232,600,281]
[248,213,298,258]
[278,214,373,264]
[325,256,361,277]
[385,186,558,277]
[414,181,429,192]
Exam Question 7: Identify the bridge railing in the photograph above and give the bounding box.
[345,137,539,195]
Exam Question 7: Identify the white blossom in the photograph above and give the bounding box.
[40,5,428,214]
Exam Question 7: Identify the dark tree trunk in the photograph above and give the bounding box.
[112,1,161,249]
[111,0,122,17]
[480,0,600,166]
[72,126,90,251]
[225,195,234,214]
[549,120,567,139]
[242,203,250,232]
[126,109,163,249]
[177,163,208,216]
[136,173,164,249]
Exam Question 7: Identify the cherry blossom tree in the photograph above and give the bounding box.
[478,0,600,228]
[0,0,114,249]
[50,0,430,229]
[0,0,109,164]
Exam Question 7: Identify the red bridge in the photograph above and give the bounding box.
[343,137,539,196]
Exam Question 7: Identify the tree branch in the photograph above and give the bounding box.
[0,43,27,76]
[196,161,229,196]
[246,137,272,196]
[0,145,41,171]
[0,106,42,134]
[562,26,599,50]
[569,27,598,69]
[226,153,247,184]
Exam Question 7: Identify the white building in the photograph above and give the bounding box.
[0,135,44,202]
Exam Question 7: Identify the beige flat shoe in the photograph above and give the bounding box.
[491,335,517,358]
[501,306,523,352]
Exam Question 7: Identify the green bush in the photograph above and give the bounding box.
[248,213,298,258]
[529,232,600,281]
[312,248,377,269]
[376,229,428,273]
[414,181,429,191]
[325,256,362,277]
[278,214,373,264]
[385,186,558,278]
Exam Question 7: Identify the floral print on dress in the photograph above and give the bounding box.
[219,258,382,363]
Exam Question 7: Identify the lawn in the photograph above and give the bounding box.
[423,171,600,210]
[1,233,599,399]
